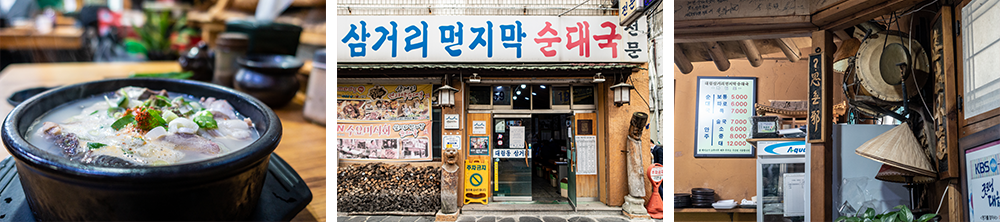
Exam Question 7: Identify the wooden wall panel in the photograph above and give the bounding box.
[575,112,599,198]
[674,52,809,202]
[466,112,493,201]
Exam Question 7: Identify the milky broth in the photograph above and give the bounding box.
[26,89,260,166]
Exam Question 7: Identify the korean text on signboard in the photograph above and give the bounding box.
[337,84,433,161]
[966,141,1000,222]
[693,77,757,158]
[807,53,825,143]
[338,16,647,62]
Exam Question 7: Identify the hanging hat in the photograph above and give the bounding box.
[875,164,936,184]
[855,123,936,177]
[854,32,930,102]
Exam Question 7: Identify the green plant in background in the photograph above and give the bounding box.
[130,10,188,60]
[836,205,938,222]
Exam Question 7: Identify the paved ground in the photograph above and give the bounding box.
[335,215,664,222]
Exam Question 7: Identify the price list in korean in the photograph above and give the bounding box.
[693,77,757,157]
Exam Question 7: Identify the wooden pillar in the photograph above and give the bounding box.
[443,74,466,208]
[811,30,835,221]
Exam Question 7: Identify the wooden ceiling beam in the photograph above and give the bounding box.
[675,45,694,74]
[703,41,731,72]
[776,38,802,62]
[675,28,814,43]
[738,39,763,67]
[812,0,925,31]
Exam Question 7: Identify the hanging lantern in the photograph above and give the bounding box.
[434,85,459,107]
[610,82,634,107]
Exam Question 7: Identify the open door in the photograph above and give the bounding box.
[565,114,577,210]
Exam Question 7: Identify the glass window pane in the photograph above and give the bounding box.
[469,86,491,105]
[493,85,511,105]
[432,108,441,159]
[532,85,550,109]
[553,87,571,105]
[512,84,531,109]
[573,86,595,105]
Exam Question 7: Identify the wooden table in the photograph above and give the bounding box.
[0,26,84,50]
[0,62,326,221]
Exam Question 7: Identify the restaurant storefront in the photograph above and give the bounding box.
[335,12,657,212]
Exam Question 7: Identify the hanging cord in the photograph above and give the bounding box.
[904,9,937,124]
[936,184,952,215]
[627,74,651,109]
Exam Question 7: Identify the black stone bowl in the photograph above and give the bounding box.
[1,78,282,221]
[6,87,55,107]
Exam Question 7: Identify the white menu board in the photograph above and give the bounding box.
[694,77,756,157]
[576,135,597,175]
[967,140,1000,222]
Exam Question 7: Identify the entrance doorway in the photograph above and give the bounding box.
[491,114,573,204]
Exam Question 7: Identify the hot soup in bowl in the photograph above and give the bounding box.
[2,78,281,220]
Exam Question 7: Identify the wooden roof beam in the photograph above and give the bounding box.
[675,45,694,74]
[776,38,802,62]
[738,39,763,67]
[812,0,926,31]
[703,41,731,72]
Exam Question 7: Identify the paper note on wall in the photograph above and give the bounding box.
[510,126,525,148]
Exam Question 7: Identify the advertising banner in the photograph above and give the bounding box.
[337,84,433,161]
[966,140,1000,222]
[338,16,647,63]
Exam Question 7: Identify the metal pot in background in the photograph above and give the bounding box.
[234,54,302,108]
[303,49,325,125]
[179,42,214,82]
[213,33,249,88]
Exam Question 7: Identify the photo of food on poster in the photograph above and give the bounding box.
[337,84,432,121]
[336,121,433,161]
[337,84,433,161]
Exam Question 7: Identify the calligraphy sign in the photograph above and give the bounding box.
[808,53,826,143]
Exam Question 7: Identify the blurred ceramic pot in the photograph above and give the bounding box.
[234,54,302,108]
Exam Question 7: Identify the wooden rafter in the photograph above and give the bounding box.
[776,38,802,62]
[737,39,763,67]
[703,41,731,72]
[675,45,694,74]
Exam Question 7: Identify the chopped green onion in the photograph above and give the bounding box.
[192,110,218,129]
[89,110,99,115]
[111,114,135,131]
[116,92,129,108]
[87,142,107,149]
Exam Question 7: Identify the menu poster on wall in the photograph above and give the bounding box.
[510,126,525,148]
[966,140,1000,222]
[693,77,757,158]
[576,136,598,175]
[337,84,433,161]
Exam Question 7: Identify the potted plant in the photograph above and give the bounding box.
[130,10,188,60]
[836,205,938,222]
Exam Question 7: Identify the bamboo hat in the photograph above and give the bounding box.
[855,123,936,177]
[875,164,936,184]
